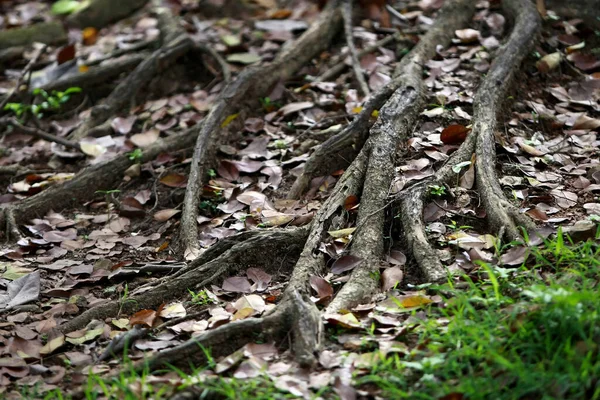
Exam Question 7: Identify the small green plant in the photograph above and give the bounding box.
[207,169,217,178]
[51,0,83,15]
[428,185,446,197]
[445,220,473,231]
[274,139,287,150]
[188,289,215,306]
[96,189,121,220]
[127,149,143,162]
[3,87,82,119]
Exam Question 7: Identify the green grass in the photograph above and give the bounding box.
[359,228,600,400]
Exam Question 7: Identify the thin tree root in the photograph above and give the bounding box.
[343,0,370,96]
[287,84,395,199]
[179,1,343,259]
[327,0,476,312]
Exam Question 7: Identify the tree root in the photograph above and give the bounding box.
[69,3,193,141]
[398,0,541,281]
[287,84,395,199]
[474,0,540,239]
[179,1,343,259]
[58,227,309,334]
[115,137,369,373]
[327,0,476,312]
[343,0,369,96]
[0,127,199,238]
[35,53,149,94]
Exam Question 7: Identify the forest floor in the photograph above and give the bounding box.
[0,0,599,399]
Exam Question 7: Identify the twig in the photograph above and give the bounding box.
[0,45,46,112]
[343,0,370,96]
[8,118,82,152]
[315,32,402,83]
[194,43,231,83]
[386,4,409,23]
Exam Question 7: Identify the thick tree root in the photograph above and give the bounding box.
[399,0,541,281]
[474,0,540,239]
[287,84,395,199]
[59,227,309,333]
[123,140,368,373]
[327,0,476,312]
[35,53,149,94]
[179,1,343,259]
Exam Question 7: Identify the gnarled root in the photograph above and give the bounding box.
[58,227,309,334]
[398,0,541,282]
[327,0,476,312]
[179,2,343,259]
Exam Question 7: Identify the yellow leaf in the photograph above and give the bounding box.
[232,307,254,321]
[327,227,356,238]
[399,295,432,308]
[78,64,89,73]
[351,106,363,114]
[371,110,379,117]
[221,113,239,128]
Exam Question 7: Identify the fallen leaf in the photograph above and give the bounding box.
[455,28,480,43]
[328,227,356,238]
[331,255,363,274]
[130,129,160,147]
[160,173,187,188]
[130,309,160,327]
[154,209,181,222]
[111,116,136,135]
[0,271,40,310]
[56,44,75,65]
[441,124,470,144]
[278,101,314,116]
[221,113,239,128]
[382,267,404,291]
[223,276,252,293]
[227,53,261,64]
[310,276,333,302]
[82,27,98,46]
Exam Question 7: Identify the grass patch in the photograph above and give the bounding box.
[359,229,600,399]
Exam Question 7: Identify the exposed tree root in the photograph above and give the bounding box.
[7,118,82,152]
[179,1,343,259]
[0,127,199,239]
[399,0,541,281]
[69,3,194,141]
[287,84,395,199]
[116,140,369,374]
[35,53,149,94]
[82,0,482,379]
[0,22,67,50]
[343,0,369,96]
[59,227,309,333]
[327,0,476,312]
[474,0,540,239]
